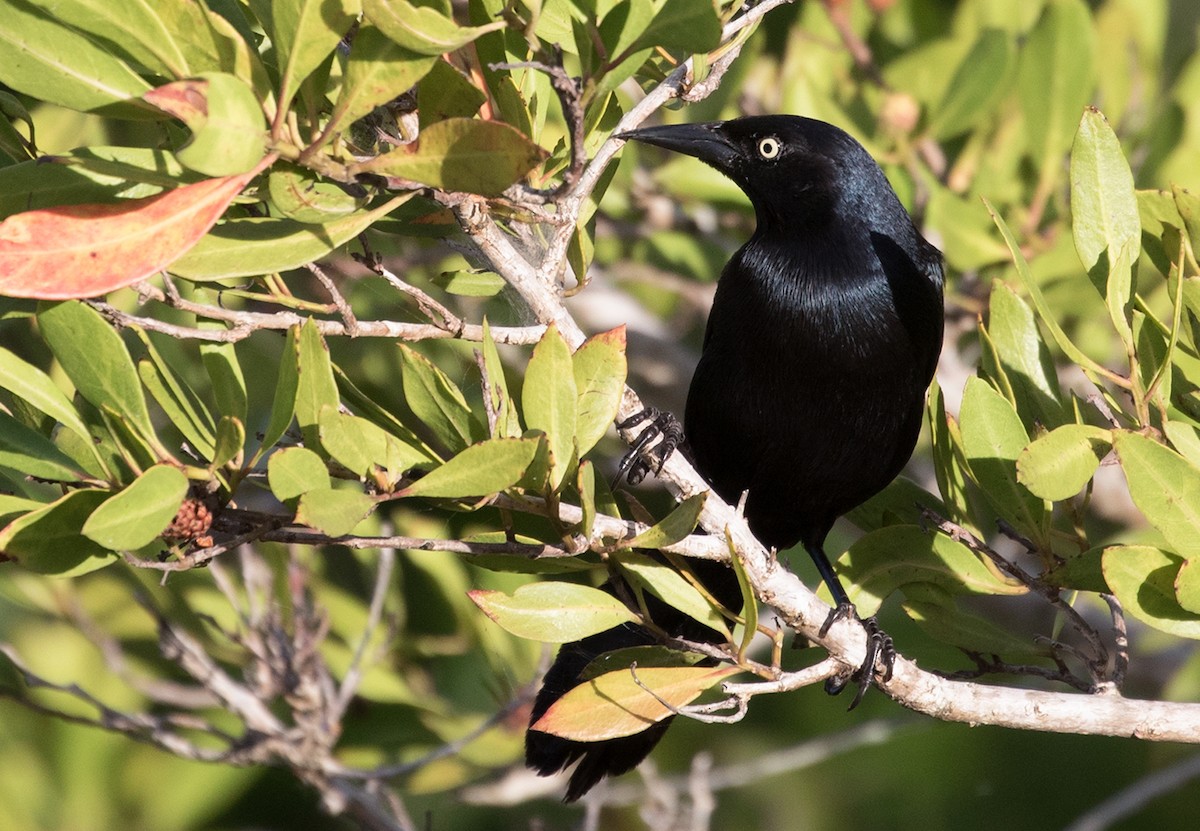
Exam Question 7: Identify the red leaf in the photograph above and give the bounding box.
[0,158,270,299]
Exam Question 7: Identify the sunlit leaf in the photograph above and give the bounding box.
[1112,431,1200,560]
[145,73,266,176]
[169,194,410,280]
[0,0,156,116]
[363,0,505,56]
[522,323,577,490]
[957,377,1044,537]
[530,665,739,741]
[398,437,540,498]
[573,325,626,458]
[1102,545,1200,639]
[613,548,729,636]
[467,583,638,643]
[352,118,546,197]
[1070,107,1138,347]
[397,343,477,453]
[1017,424,1111,501]
[272,0,360,109]
[295,487,375,536]
[267,446,330,502]
[625,493,706,549]
[0,168,260,298]
[294,318,339,450]
[327,24,437,136]
[81,464,188,550]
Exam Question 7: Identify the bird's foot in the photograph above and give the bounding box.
[819,603,895,710]
[616,407,684,486]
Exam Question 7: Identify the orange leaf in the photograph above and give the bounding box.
[0,158,270,299]
[530,665,741,741]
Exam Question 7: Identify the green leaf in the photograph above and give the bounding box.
[958,376,1044,536]
[210,416,245,469]
[267,446,330,502]
[833,525,1023,617]
[984,199,1109,377]
[626,493,706,549]
[578,459,597,541]
[169,195,411,280]
[1173,184,1200,265]
[530,664,739,741]
[272,0,360,109]
[327,24,437,136]
[613,549,730,637]
[480,318,522,438]
[1102,545,1200,638]
[1017,424,1112,501]
[258,325,301,459]
[135,342,217,461]
[0,488,112,574]
[266,164,366,223]
[30,0,226,79]
[363,0,505,56]
[0,0,155,117]
[928,29,1014,139]
[417,59,488,127]
[81,464,188,550]
[629,0,722,55]
[145,73,266,177]
[1112,431,1200,560]
[573,325,627,458]
[295,487,375,536]
[199,338,247,425]
[0,410,86,482]
[0,347,92,446]
[522,323,577,490]
[1176,559,1200,615]
[1165,421,1200,469]
[397,343,476,452]
[467,583,638,643]
[353,118,546,197]
[294,318,339,450]
[399,437,540,499]
[430,270,507,298]
[984,282,1065,430]
[1017,0,1095,188]
[1070,107,1139,347]
[37,301,154,442]
[318,406,431,484]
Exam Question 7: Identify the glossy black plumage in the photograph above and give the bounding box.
[526,116,944,801]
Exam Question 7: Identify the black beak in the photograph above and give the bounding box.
[618,121,736,167]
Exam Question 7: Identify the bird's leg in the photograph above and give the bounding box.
[807,542,895,708]
[616,406,685,486]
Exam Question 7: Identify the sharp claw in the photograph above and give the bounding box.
[819,605,894,708]
[616,407,684,487]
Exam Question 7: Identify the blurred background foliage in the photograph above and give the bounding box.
[2,0,1200,829]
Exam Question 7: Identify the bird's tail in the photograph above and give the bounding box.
[524,558,742,801]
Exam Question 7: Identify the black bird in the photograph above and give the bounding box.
[525,115,944,801]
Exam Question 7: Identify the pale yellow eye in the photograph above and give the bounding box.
[758,137,781,159]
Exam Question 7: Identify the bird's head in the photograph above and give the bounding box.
[619,116,887,232]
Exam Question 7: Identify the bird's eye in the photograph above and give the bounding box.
[757,137,782,159]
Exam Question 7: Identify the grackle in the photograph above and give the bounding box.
[525,116,945,801]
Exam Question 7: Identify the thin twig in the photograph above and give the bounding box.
[333,546,396,718]
[306,261,360,336]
